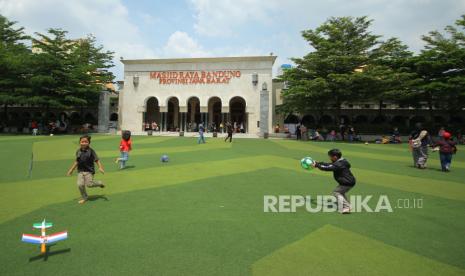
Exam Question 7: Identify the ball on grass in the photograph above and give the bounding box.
[300,157,314,170]
[160,154,169,162]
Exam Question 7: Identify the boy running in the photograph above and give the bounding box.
[115,130,132,169]
[67,135,105,204]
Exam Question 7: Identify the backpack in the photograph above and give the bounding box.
[412,130,427,148]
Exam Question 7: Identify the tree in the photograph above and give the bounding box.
[28,28,74,114]
[0,14,31,122]
[68,34,115,114]
[29,29,114,122]
[361,38,417,116]
[402,15,465,125]
[279,16,381,124]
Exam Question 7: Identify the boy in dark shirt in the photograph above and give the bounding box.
[312,149,356,214]
[67,135,105,204]
[433,132,457,172]
[225,122,233,143]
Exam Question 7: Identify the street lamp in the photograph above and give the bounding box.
[133,74,139,87]
[252,72,258,86]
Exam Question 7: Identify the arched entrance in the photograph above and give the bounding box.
[33,112,42,120]
[449,116,463,125]
[110,113,118,121]
[70,112,81,124]
[373,115,387,124]
[145,97,160,126]
[301,114,315,127]
[319,115,333,125]
[47,112,56,122]
[59,112,68,123]
[339,115,351,125]
[85,113,96,124]
[391,115,406,126]
[167,97,180,131]
[208,97,222,131]
[229,96,247,132]
[187,97,201,131]
[284,114,299,124]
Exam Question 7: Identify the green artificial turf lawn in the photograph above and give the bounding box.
[0,135,464,275]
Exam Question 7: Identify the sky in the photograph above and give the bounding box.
[1,0,464,80]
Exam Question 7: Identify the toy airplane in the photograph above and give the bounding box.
[21,219,68,254]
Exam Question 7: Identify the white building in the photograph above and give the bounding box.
[119,56,276,135]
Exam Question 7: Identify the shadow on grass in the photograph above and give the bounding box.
[29,244,71,262]
[87,195,109,202]
[120,165,136,170]
[406,165,446,172]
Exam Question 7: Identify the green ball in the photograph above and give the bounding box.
[300,157,314,170]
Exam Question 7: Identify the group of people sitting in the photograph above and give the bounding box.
[143,121,159,131]
[376,127,403,144]
[294,124,362,142]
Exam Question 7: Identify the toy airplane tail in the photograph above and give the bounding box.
[33,223,53,229]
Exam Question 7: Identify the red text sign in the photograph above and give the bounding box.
[150,70,241,85]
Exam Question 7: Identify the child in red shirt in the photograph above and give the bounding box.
[115,131,132,169]
[433,132,457,172]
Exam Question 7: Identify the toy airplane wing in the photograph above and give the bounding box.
[22,234,44,244]
[46,231,68,243]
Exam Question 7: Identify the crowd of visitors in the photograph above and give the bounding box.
[143,121,246,134]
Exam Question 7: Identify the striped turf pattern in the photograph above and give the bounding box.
[0,135,464,275]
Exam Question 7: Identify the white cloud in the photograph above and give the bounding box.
[189,0,279,37]
[2,0,464,79]
[140,12,157,25]
[162,31,211,57]
[0,0,156,80]
[189,0,465,53]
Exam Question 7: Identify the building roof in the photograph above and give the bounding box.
[120,56,277,65]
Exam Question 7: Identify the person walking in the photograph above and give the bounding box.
[225,122,233,143]
[296,124,302,140]
[409,123,432,169]
[433,131,457,172]
[198,123,206,144]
